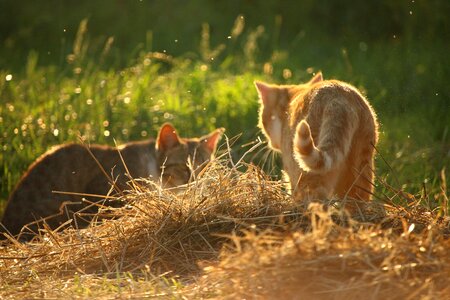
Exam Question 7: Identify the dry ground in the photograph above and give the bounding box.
[1,156,449,299]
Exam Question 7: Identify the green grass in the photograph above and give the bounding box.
[1,2,449,211]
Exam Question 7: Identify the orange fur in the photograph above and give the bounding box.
[256,73,379,205]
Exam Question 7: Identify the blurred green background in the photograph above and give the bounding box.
[1,0,449,208]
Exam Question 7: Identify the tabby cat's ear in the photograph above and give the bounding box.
[202,128,225,154]
[309,72,323,84]
[156,123,181,152]
[254,81,274,106]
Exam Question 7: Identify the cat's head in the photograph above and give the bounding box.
[155,123,224,188]
[255,72,323,151]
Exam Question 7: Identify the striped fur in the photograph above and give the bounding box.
[294,120,332,172]
[1,124,224,239]
[256,73,379,206]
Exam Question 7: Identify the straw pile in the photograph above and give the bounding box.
[0,156,449,299]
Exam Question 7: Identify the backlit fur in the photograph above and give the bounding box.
[256,73,379,206]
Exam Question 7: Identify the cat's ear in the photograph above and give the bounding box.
[201,128,225,154]
[254,81,274,106]
[309,72,323,84]
[156,123,181,152]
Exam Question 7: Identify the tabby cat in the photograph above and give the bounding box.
[256,72,378,206]
[1,123,224,238]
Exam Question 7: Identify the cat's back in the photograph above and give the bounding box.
[3,140,154,212]
[304,80,366,106]
[14,143,97,186]
[6,140,153,204]
[1,143,105,233]
[290,79,375,124]
[5,143,101,197]
[312,80,377,117]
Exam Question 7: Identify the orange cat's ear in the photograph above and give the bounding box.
[254,81,273,106]
[309,72,323,84]
[202,128,225,154]
[156,123,181,152]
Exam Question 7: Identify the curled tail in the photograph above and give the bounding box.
[294,120,346,173]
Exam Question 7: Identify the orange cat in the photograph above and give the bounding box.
[1,123,224,238]
[256,73,379,206]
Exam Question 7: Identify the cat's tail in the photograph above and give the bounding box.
[294,120,342,173]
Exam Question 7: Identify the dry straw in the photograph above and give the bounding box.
[0,148,449,299]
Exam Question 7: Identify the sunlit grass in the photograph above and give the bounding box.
[0,15,449,211]
[0,6,449,298]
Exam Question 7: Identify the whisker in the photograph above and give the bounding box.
[260,147,273,172]
[248,141,269,164]
[269,149,280,175]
